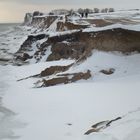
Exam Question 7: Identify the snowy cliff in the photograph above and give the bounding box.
[23,13,33,25]
[1,9,140,140]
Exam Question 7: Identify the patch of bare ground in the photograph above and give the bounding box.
[17,64,73,81]
[100,68,115,75]
[16,53,32,61]
[31,16,58,29]
[83,19,113,27]
[17,64,92,87]
[41,70,91,87]
[84,117,122,135]
[46,28,140,61]
[57,21,88,31]
[40,64,73,77]
[0,58,10,62]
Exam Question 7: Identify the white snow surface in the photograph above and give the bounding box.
[83,23,140,32]
[88,10,140,19]
[69,51,140,82]
[1,51,140,140]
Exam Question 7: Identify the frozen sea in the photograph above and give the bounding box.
[0,23,29,139]
[0,23,20,95]
[0,23,30,63]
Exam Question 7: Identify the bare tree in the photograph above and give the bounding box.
[104,8,108,13]
[101,9,105,13]
[33,11,40,17]
[101,8,108,13]
[84,8,93,14]
[69,9,74,15]
[49,12,54,15]
[94,8,100,13]
[78,8,84,14]
[108,8,115,12]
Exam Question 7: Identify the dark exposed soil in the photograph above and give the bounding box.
[0,58,10,62]
[84,19,113,27]
[84,117,122,135]
[40,64,73,77]
[42,77,69,87]
[45,28,140,61]
[31,16,58,29]
[16,53,32,61]
[57,21,88,31]
[16,34,47,53]
[100,68,115,75]
[15,21,140,64]
[41,70,91,87]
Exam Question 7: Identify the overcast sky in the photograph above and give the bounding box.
[0,0,140,23]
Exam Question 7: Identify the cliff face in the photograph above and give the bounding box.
[18,11,140,65]
[23,11,59,29]
[23,13,33,25]
[31,16,58,29]
[13,10,140,87]
[15,28,140,64]
[45,28,140,61]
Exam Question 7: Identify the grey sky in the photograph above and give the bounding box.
[2,0,139,6]
[0,0,140,22]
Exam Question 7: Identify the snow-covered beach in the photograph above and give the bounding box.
[1,61,140,140]
[0,9,140,140]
